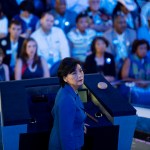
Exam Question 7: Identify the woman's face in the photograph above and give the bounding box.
[136,44,148,58]
[64,64,84,90]
[26,40,37,58]
[95,39,107,54]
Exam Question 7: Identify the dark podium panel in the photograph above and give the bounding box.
[0,74,137,150]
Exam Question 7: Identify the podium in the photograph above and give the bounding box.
[84,74,137,150]
[0,74,137,150]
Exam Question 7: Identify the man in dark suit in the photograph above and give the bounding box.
[0,19,24,79]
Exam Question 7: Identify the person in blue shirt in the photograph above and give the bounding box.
[50,0,77,34]
[49,57,87,150]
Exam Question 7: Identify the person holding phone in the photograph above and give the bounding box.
[49,57,87,150]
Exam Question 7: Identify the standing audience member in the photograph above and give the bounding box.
[31,12,70,69]
[50,0,77,34]
[84,36,116,82]
[104,11,136,75]
[13,0,39,38]
[0,20,24,79]
[49,57,86,150]
[0,48,9,81]
[15,38,50,80]
[84,0,112,35]
[67,12,96,62]
[0,3,8,38]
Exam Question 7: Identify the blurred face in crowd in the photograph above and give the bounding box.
[41,14,54,33]
[21,10,31,18]
[95,39,107,55]
[26,40,37,59]
[63,64,84,90]
[9,24,22,40]
[76,17,88,33]
[136,44,148,59]
[55,0,66,15]
[114,15,127,34]
[89,0,100,12]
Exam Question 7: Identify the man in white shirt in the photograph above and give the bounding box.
[31,12,70,68]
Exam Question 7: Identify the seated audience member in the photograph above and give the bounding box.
[50,0,77,34]
[138,9,150,45]
[31,12,70,69]
[103,11,136,74]
[0,20,24,79]
[0,3,8,38]
[15,38,50,80]
[67,12,96,62]
[113,0,138,29]
[84,0,112,35]
[13,0,39,38]
[120,39,150,105]
[84,36,116,82]
[0,48,9,81]
[121,39,150,83]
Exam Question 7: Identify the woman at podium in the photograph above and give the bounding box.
[49,57,87,150]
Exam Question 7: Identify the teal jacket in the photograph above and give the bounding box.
[49,84,86,150]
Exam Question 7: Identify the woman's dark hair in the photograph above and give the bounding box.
[20,37,40,68]
[91,36,109,54]
[58,57,81,87]
[131,39,150,54]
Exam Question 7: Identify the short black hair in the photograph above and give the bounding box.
[57,57,81,87]
[76,12,88,23]
[9,19,22,28]
[40,11,54,19]
[91,36,109,54]
[132,39,150,53]
[19,0,34,13]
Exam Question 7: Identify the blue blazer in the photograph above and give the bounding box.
[49,84,86,150]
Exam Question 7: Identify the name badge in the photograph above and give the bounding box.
[6,49,12,55]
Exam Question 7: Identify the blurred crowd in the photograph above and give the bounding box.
[0,0,150,96]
